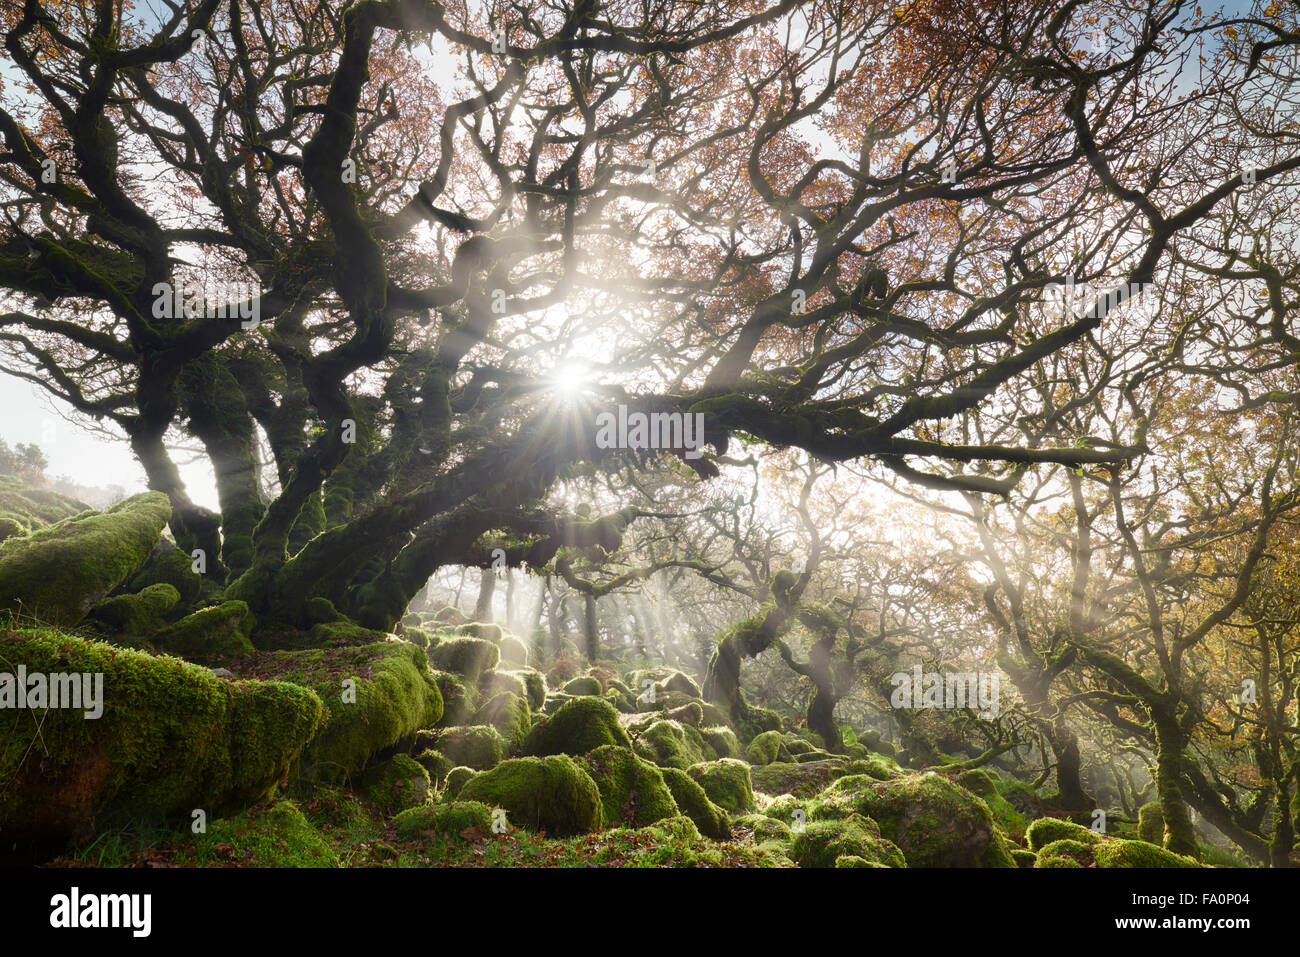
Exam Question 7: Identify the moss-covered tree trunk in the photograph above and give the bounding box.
[474,567,496,622]
[1154,717,1197,855]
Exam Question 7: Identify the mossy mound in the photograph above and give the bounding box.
[819,772,1015,868]
[358,754,430,813]
[0,476,88,544]
[632,719,707,769]
[459,755,603,836]
[524,697,631,757]
[273,641,443,782]
[393,800,494,840]
[666,700,704,727]
[474,691,531,749]
[0,631,322,857]
[658,766,731,840]
[431,670,474,727]
[0,491,171,628]
[413,749,454,785]
[456,622,504,643]
[498,636,529,668]
[1137,801,1165,845]
[579,745,680,829]
[562,675,602,696]
[732,812,791,842]
[701,725,740,759]
[791,816,907,869]
[687,759,755,813]
[1025,816,1103,852]
[150,600,256,659]
[432,725,507,770]
[87,583,180,636]
[508,668,547,711]
[443,766,477,799]
[478,669,526,702]
[429,637,499,684]
[957,768,1028,840]
[750,757,886,797]
[197,800,338,867]
[126,540,202,605]
[746,729,793,766]
[1033,835,1200,868]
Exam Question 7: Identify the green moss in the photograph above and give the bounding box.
[657,766,732,840]
[432,725,506,770]
[498,636,529,668]
[666,700,704,727]
[660,671,702,698]
[431,669,473,726]
[791,816,906,869]
[1011,847,1038,868]
[0,491,172,627]
[746,729,791,766]
[358,754,430,813]
[126,542,202,606]
[443,766,477,799]
[562,675,602,696]
[820,771,1015,868]
[0,476,88,545]
[473,691,531,749]
[478,669,526,701]
[413,749,454,785]
[749,758,878,797]
[404,626,431,649]
[456,622,504,643]
[294,641,443,782]
[429,637,499,684]
[958,768,1028,840]
[0,631,322,853]
[1033,839,1089,868]
[732,812,791,842]
[701,725,741,759]
[1138,801,1165,845]
[687,758,755,813]
[150,600,256,659]
[393,800,494,839]
[459,755,603,836]
[88,583,180,635]
[579,745,680,828]
[1093,839,1202,868]
[1026,816,1103,852]
[632,719,706,769]
[524,696,632,757]
[197,800,338,867]
[508,668,547,711]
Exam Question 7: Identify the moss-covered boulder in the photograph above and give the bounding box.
[509,668,547,711]
[498,635,529,668]
[0,631,322,857]
[0,476,87,544]
[443,766,477,799]
[87,583,181,636]
[393,800,494,840]
[523,696,632,757]
[1034,835,1200,868]
[414,749,454,785]
[126,540,202,605]
[431,725,507,770]
[632,719,707,769]
[659,766,731,840]
[687,758,755,813]
[277,641,443,781]
[458,755,603,836]
[456,621,504,643]
[746,729,793,766]
[791,816,907,869]
[473,691,531,750]
[1026,816,1103,852]
[732,812,792,843]
[562,675,602,696]
[429,637,499,684]
[666,700,703,727]
[749,757,886,797]
[358,754,430,813]
[820,772,1015,868]
[0,492,171,628]
[431,670,473,727]
[150,600,256,658]
[660,671,702,699]
[478,669,526,702]
[579,745,680,829]
[957,768,1028,840]
[701,725,741,759]
[197,800,337,867]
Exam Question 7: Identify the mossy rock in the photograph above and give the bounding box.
[834,855,887,868]
[746,729,793,766]
[429,637,499,684]
[287,641,443,782]
[479,669,526,702]
[1093,839,1202,868]
[126,540,202,605]
[150,600,256,659]
[0,476,88,545]
[507,668,547,711]
[459,755,603,836]
[0,631,322,857]
[414,749,454,785]
[498,635,529,668]
[701,725,740,759]
[666,700,703,727]
[443,766,477,799]
[87,583,180,636]
[750,758,875,798]
[632,718,707,770]
[456,622,504,643]
[820,772,1015,868]
[659,766,731,840]
[957,768,1028,840]
[431,669,474,727]
[432,725,507,770]
[1033,838,1092,868]
[659,671,702,699]
[1011,847,1038,868]
[782,734,815,755]
[358,754,430,813]
[579,745,680,829]
[403,626,431,649]
[393,800,494,840]
[1025,816,1103,852]
[1137,801,1165,845]
[562,675,602,696]
[198,800,337,867]
[0,491,171,628]
[732,812,791,842]
[791,816,906,869]
[473,691,531,749]
[687,758,755,813]
[523,696,632,757]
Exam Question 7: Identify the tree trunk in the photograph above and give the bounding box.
[1154,717,1197,855]
[474,567,496,622]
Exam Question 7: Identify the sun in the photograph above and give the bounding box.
[549,362,594,399]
